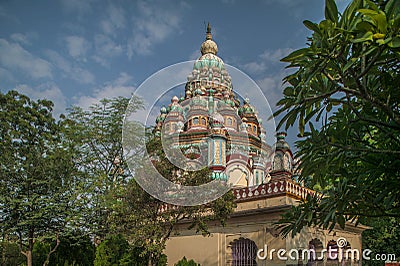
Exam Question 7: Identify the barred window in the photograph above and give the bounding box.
[231,238,258,266]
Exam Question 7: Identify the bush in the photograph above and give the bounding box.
[94,234,130,266]
[174,256,200,266]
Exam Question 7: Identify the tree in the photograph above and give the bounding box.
[65,96,235,266]
[110,135,236,266]
[0,240,25,266]
[0,91,79,266]
[64,96,143,240]
[94,234,131,266]
[47,230,95,266]
[274,0,400,236]
[362,217,400,265]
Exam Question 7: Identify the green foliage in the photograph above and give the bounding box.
[174,256,200,266]
[94,234,164,266]
[110,135,236,266]
[94,234,130,266]
[0,90,79,265]
[48,230,95,266]
[32,241,50,266]
[63,96,143,238]
[0,241,25,265]
[275,0,400,236]
[362,217,400,265]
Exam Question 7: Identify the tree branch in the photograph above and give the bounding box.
[43,232,60,266]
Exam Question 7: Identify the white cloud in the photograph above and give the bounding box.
[0,39,52,79]
[241,48,293,76]
[114,72,133,86]
[256,75,286,111]
[74,72,135,109]
[15,83,68,117]
[242,61,267,75]
[260,48,294,63]
[93,34,123,66]
[10,33,36,46]
[127,1,188,58]
[0,67,15,82]
[45,50,94,84]
[100,4,126,35]
[65,35,90,61]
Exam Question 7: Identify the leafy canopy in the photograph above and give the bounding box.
[0,90,79,265]
[275,0,400,236]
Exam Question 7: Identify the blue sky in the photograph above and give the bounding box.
[0,0,350,147]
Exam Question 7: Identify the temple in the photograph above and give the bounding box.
[156,24,367,266]
[155,22,272,187]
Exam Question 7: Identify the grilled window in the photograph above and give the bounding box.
[231,238,258,266]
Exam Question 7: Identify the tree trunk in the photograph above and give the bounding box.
[1,233,6,266]
[26,250,32,266]
[26,229,34,266]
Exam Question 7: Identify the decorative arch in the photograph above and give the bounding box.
[227,163,249,188]
[272,151,283,171]
[230,237,258,266]
[283,152,292,171]
[308,238,323,262]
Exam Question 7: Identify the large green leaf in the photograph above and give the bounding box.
[388,37,400,48]
[325,0,338,23]
[351,31,373,42]
[280,48,310,62]
[303,20,321,34]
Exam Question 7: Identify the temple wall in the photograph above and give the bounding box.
[165,195,365,266]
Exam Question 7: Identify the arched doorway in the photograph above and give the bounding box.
[327,239,339,261]
[231,237,258,266]
[307,238,324,265]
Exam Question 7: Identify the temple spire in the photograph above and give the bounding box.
[206,22,212,40]
[201,22,218,55]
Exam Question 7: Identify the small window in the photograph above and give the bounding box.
[231,238,258,266]
[255,171,259,184]
[172,123,177,131]
[193,117,199,125]
[253,125,257,133]
[165,123,170,131]
[227,117,233,126]
[201,117,206,125]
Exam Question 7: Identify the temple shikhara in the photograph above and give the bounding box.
[155,24,367,266]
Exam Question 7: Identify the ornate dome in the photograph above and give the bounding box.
[168,96,184,113]
[275,132,290,150]
[194,53,224,70]
[238,97,256,116]
[201,39,218,55]
[185,23,232,97]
